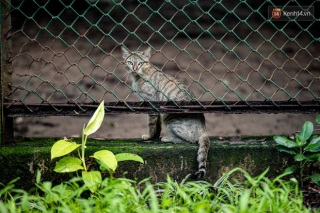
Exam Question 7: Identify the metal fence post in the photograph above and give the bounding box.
[0,0,14,145]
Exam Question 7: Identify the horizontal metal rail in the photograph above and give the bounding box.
[4,101,320,117]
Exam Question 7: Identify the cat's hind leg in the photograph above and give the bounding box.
[161,128,187,144]
[161,136,185,143]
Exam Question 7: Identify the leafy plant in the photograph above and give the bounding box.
[50,101,144,193]
[274,114,320,187]
[218,168,309,213]
[1,168,312,213]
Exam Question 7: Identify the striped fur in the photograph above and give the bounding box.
[121,47,210,178]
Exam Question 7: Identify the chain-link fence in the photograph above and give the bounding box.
[1,0,320,143]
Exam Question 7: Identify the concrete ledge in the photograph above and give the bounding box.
[0,136,294,189]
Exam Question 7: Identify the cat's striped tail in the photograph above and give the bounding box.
[191,133,210,179]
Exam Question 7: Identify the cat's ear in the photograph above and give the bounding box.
[121,46,130,60]
[143,47,152,59]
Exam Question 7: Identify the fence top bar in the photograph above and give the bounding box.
[4,101,320,117]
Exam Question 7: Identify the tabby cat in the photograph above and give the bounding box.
[121,46,210,178]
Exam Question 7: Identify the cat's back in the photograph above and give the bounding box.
[146,69,192,102]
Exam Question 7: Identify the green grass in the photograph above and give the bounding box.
[0,168,314,213]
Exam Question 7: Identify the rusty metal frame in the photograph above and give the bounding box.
[4,101,320,117]
[0,0,14,145]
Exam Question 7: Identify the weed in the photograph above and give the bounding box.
[0,168,312,212]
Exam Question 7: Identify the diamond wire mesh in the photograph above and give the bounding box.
[2,0,320,115]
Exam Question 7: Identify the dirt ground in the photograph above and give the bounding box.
[9,1,320,139]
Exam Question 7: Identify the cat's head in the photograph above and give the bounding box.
[121,47,152,75]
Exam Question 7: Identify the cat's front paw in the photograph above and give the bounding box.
[141,134,151,140]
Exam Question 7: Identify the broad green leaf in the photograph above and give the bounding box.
[311,173,320,186]
[82,171,102,193]
[276,145,296,155]
[309,135,320,142]
[83,101,105,136]
[305,143,320,152]
[273,136,297,148]
[54,156,84,173]
[295,134,303,146]
[308,135,320,145]
[98,159,110,172]
[316,114,320,125]
[115,153,144,164]
[82,123,85,146]
[304,136,320,152]
[91,150,117,172]
[305,153,320,162]
[51,140,81,160]
[294,154,306,162]
[298,121,313,142]
[305,136,320,152]
[283,166,298,175]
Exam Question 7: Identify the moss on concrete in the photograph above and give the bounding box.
[0,136,295,189]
